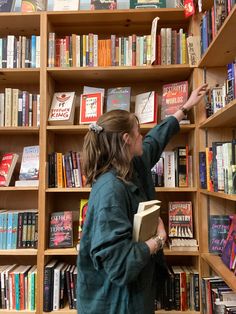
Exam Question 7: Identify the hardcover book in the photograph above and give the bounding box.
[49,211,73,248]
[168,201,193,238]
[161,81,188,120]
[0,153,19,186]
[106,87,131,112]
[209,215,231,254]
[18,145,40,181]
[91,0,117,9]
[221,216,236,269]
[48,92,76,125]
[135,91,158,124]
[79,93,103,124]
[133,200,160,242]
[21,0,46,11]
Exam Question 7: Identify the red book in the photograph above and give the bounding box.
[0,153,19,186]
[161,81,188,120]
[80,93,103,124]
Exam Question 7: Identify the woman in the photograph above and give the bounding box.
[77,84,208,314]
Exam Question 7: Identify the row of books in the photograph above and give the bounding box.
[151,147,193,188]
[200,0,236,56]
[48,28,189,68]
[0,146,40,187]
[156,265,200,311]
[48,81,188,126]
[199,140,236,194]
[43,260,77,311]
[0,264,37,311]
[0,0,182,13]
[0,35,41,69]
[202,276,236,314]
[205,62,236,118]
[0,89,40,127]
[48,151,84,188]
[0,210,38,250]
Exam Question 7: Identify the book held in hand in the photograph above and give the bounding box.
[49,211,73,248]
[48,92,76,125]
[133,200,161,242]
[0,153,19,186]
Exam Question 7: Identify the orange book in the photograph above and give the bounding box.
[205,147,214,192]
[56,152,63,188]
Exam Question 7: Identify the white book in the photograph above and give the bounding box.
[53,0,79,10]
[36,36,40,68]
[135,91,156,124]
[48,92,76,125]
[4,88,12,126]
[133,202,160,242]
[163,151,175,187]
[15,179,39,187]
[12,89,19,127]
[18,145,40,181]
[137,200,161,213]
[7,35,15,68]
[53,262,65,310]
[150,17,159,65]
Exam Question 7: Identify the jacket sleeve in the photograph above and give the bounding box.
[141,116,180,168]
[89,186,151,287]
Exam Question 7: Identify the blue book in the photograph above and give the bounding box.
[6,212,13,250]
[12,212,18,249]
[31,35,36,68]
[0,0,16,11]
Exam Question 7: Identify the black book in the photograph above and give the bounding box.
[43,259,58,312]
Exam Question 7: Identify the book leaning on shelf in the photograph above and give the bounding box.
[15,145,39,187]
[133,200,161,242]
[48,92,76,125]
[49,211,73,248]
[0,153,19,186]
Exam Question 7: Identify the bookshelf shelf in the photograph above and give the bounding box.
[0,13,40,34]
[47,65,192,84]
[164,248,199,256]
[202,253,236,292]
[0,187,38,191]
[155,187,197,192]
[0,249,37,255]
[0,127,39,134]
[46,187,90,192]
[200,189,236,201]
[45,248,78,255]
[47,8,187,28]
[0,69,40,85]
[0,311,36,314]
[43,304,76,314]
[199,99,236,128]
[199,5,236,67]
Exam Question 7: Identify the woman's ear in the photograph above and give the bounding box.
[123,132,131,145]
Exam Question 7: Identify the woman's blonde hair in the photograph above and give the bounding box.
[82,110,138,184]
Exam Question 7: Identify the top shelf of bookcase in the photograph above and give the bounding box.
[199,5,236,67]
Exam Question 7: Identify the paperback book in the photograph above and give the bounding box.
[21,0,46,11]
[79,93,103,124]
[91,0,117,9]
[52,0,79,10]
[133,200,161,242]
[48,92,76,125]
[49,211,73,248]
[168,201,193,238]
[0,153,19,186]
[17,145,40,184]
[0,0,21,11]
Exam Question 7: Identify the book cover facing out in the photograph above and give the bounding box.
[91,0,117,9]
[49,211,73,248]
[106,87,131,112]
[168,201,193,238]
[19,146,40,180]
[130,0,166,8]
[161,81,188,120]
[209,215,231,254]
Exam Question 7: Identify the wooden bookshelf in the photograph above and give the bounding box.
[0,2,235,313]
[199,99,236,128]
[199,5,236,67]
[202,254,236,292]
